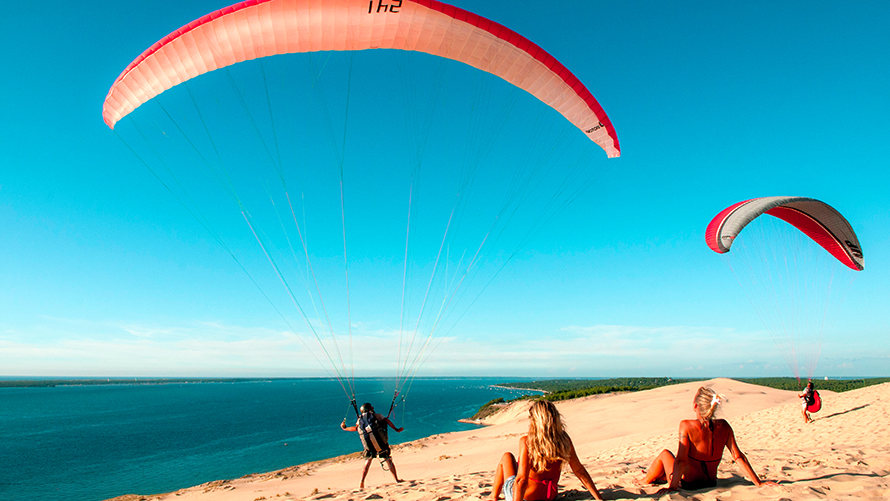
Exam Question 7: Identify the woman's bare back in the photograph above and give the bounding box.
[679,418,733,482]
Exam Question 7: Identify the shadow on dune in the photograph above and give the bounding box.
[586,488,651,500]
[817,404,869,420]
[577,481,764,500]
[792,471,885,482]
[549,466,885,500]
[486,488,646,500]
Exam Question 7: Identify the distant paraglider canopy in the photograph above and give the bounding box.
[104,0,619,417]
[706,196,863,382]
[706,196,863,271]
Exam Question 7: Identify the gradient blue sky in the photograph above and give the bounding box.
[2,0,888,378]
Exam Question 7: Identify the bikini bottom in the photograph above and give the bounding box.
[503,475,558,501]
[679,477,717,490]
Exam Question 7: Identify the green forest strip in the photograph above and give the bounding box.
[496,377,702,394]
[472,377,702,419]
[472,377,890,420]
[737,377,890,392]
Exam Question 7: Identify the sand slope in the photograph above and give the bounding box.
[113,379,890,501]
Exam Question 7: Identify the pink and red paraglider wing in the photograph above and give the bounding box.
[102,0,619,158]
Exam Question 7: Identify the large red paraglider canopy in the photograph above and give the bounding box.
[102,0,620,158]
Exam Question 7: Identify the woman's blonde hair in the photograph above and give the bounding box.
[526,400,572,471]
[694,386,726,422]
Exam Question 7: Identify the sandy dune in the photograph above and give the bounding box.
[112,378,890,501]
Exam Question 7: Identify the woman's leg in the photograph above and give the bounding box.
[490,452,518,500]
[637,449,675,485]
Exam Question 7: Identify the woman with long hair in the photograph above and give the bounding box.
[490,400,603,501]
[635,387,778,492]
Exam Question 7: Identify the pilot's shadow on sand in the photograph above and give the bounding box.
[819,404,869,420]
[795,471,884,483]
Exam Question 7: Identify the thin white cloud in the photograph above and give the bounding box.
[2,319,887,377]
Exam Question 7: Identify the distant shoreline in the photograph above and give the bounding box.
[489,384,549,394]
[456,418,489,425]
[0,376,520,388]
[0,378,276,388]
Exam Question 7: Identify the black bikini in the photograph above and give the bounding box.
[680,454,719,490]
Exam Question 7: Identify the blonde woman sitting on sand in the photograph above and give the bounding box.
[490,400,603,501]
[635,387,778,493]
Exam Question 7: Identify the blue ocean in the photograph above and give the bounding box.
[0,378,539,501]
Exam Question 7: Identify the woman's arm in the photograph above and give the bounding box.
[726,425,777,486]
[513,437,530,501]
[567,440,603,500]
[667,422,692,491]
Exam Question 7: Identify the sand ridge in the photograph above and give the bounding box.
[111,379,890,501]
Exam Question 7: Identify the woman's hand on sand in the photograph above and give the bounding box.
[631,467,650,487]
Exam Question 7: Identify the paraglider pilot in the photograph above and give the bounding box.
[340,402,405,489]
[799,381,815,424]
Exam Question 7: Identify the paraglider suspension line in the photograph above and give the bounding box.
[350,398,360,419]
[387,391,400,419]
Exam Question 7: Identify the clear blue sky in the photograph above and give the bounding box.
[2,0,888,378]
